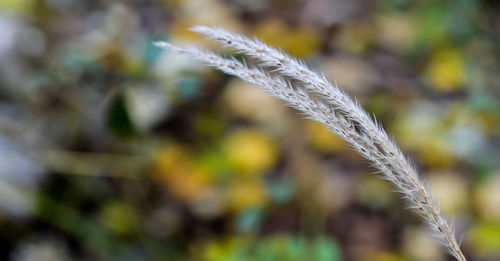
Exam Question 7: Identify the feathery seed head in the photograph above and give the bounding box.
[154,26,467,261]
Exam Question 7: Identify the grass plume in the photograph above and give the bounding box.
[154,26,467,261]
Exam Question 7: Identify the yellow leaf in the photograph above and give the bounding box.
[100,202,137,236]
[467,223,500,256]
[304,120,345,153]
[227,181,268,211]
[254,19,320,58]
[154,144,211,201]
[155,143,192,175]
[200,238,246,261]
[223,129,277,176]
[223,79,287,123]
[417,136,454,167]
[426,49,465,91]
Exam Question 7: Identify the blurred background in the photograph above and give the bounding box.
[0,0,499,260]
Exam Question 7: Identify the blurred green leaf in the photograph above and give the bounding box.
[235,208,262,234]
[468,222,500,256]
[268,178,295,205]
[100,201,138,236]
[253,235,341,261]
[108,93,135,136]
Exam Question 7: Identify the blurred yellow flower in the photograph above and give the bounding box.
[223,79,288,124]
[228,181,268,211]
[155,143,192,174]
[168,166,212,201]
[426,49,466,91]
[304,120,345,153]
[254,19,320,58]
[223,129,278,176]
[154,143,212,201]
[418,136,455,167]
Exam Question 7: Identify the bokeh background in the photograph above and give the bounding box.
[0,0,499,260]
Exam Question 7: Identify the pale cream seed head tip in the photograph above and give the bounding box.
[152,41,172,49]
[189,25,212,33]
